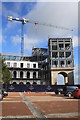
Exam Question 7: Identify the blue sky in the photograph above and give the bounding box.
[1,2,79,84]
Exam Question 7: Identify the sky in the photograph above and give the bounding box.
[1,1,79,84]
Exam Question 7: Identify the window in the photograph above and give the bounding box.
[52,52,58,58]
[59,52,64,58]
[33,72,36,78]
[21,63,23,68]
[52,44,57,50]
[33,64,36,68]
[60,61,65,67]
[52,60,58,67]
[59,44,64,50]
[13,71,17,78]
[7,62,10,67]
[14,63,17,68]
[20,71,23,78]
[27,71,30,78]
[27,63,30,68]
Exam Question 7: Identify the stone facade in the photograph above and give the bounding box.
[48,38,74,85]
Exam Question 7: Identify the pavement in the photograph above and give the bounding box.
[0,92,79,120]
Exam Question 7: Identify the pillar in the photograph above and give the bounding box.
[30,71,33,79]
[65,76,68,84]
[51,71,57,85]
[36,71,38,78]
[23,71,26,78]
[68,71,74,85]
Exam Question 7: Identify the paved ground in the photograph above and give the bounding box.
[0,92,79,120]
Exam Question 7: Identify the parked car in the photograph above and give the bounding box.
[72,88,80,98]
[55,88,63,95]
[63,86,78,97]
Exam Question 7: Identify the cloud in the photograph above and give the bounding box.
[12,34,45,55]
[23,2,78,45]
[2,2,79,56]
[12,35,21,45]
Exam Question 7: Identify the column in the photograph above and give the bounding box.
[36,71,38,78]
[23,71,26,78]
[30,71,33,79]
[51,71,57,85]
[65,76,68,84]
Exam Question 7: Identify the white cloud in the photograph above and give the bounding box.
[3,2,79,55]
[12,35,21,45]
[12,34,44,54]
[23,2,78,45]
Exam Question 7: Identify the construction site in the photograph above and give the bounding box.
[2,16,74,86]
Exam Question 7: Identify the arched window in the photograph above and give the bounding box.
[26,82,30,85]
[20,71,23,78]
[19,82,24,85]
[13,82,17,85]
[33,72,36,79]
[13,71,17,78]
[27,71,30,78]
[33,82,37,85]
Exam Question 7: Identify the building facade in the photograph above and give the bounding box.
[5,60,41,85]
[48,38,74,85]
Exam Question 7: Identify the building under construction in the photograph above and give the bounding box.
[2,37,74,85]
[48,38,74,85]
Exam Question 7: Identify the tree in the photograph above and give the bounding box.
[2,59,11,84]
[0,54,11,86]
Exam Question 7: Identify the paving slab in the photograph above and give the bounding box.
[20,93,47,120]
[33,101,78,115]
[2,102,32,116]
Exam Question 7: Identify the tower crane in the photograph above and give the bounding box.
[8,16,73,57]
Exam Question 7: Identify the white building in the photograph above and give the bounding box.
[5,60,41,85]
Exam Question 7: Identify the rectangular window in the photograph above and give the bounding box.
[21,63,23,68]
[59,52,64,58]
[27,63,30,68]
[52,60,58,67]
[52,52,58,58]
[33,64,36,68]
[14,63,17,68]
[7,62,10,67]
